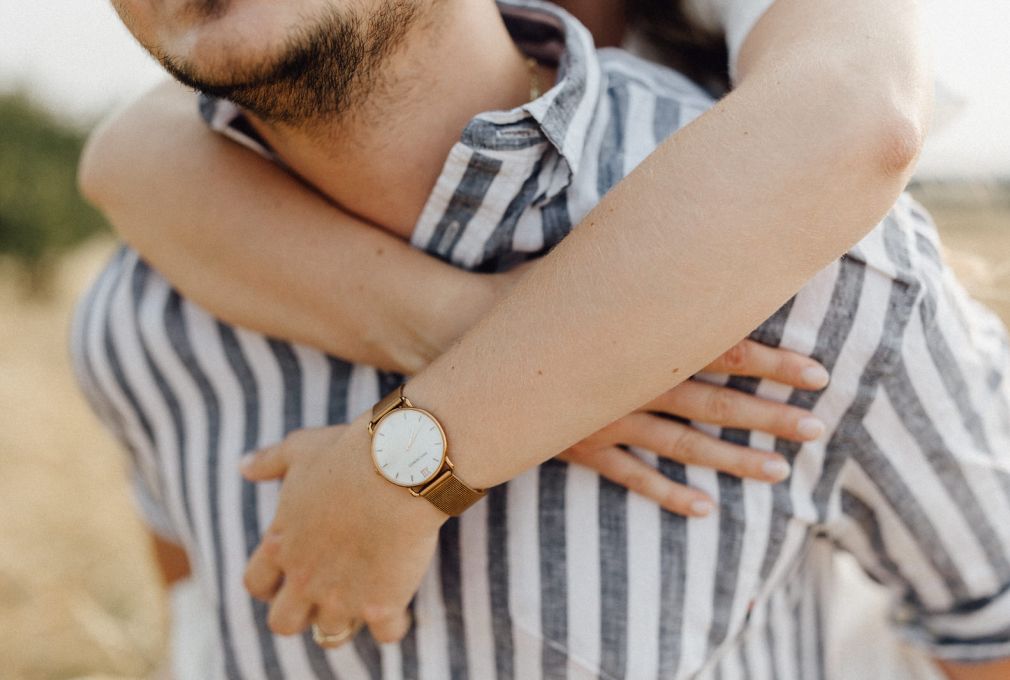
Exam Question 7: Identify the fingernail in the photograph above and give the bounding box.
[797,417,826,440]
[691,500,715,517]
[762,460,792,482]
[240,453,257,471]
[801,366,830,389]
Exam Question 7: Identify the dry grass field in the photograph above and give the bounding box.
[0,239,166,680]
[0,187,1007,679]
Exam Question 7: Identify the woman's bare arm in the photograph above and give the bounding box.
[400,0,931,486]
[79,81,501,375]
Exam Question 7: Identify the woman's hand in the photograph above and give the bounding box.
[241,420,443,643]
[559,339,827,516]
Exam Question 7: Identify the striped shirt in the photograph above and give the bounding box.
[71,1,1010,678]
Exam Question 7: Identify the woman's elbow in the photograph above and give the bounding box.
[78,80,188,210]
[783,29,932,182]
[838,54,933,180]
[810,72,931,190]
[77,117,118,209]
[874,103,927,177]
[76,128,105,205]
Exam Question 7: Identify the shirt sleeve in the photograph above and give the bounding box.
[70,301,182,545]
[682,0,775,83]
[129,466,181,543]
[827,219,1010,662]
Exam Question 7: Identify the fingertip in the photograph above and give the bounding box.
[689,499,716,517]
[239,452,257,474]
[370,610,413,644]
[800,365,830,390]
[761,459,792,483]
[363,604,413,644]
[268,602,309,637]
[244,570,281,602]
[796,417,826,441]
[240,450,284,481]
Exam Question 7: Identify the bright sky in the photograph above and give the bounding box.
[2,1,1008,179]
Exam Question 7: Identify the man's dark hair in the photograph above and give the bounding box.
[628,0,730,94]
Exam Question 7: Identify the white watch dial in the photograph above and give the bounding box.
[371,407,447,487]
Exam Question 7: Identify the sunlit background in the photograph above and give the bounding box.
[1,1,1008,678]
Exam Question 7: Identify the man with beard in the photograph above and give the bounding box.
[74,0,1010,678]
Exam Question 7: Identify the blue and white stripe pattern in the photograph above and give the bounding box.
[71,1,1010,677]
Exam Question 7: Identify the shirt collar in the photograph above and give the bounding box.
[462,0,602,180]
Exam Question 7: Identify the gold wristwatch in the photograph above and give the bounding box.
[367,385,485,516]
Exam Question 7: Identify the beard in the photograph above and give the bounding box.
[160,0,419,125]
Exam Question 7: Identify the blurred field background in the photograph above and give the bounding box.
[0,96,167,680]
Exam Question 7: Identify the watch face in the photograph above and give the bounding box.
[371,408,447,487]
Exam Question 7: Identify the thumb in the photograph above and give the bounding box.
[240,443,290,481]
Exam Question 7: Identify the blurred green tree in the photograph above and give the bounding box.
[0,94,108,293]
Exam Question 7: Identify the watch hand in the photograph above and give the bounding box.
[406,425,420,450]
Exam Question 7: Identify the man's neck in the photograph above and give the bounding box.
[250,1,547,238]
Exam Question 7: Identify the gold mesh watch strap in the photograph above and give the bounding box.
[370,385,485,516]
[369,384,411,432]
[418,470,486,516]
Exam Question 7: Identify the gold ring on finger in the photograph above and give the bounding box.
[312,620,362,648]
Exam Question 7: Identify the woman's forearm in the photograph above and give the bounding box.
[404,0,932,488]
[79,81,498,374]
